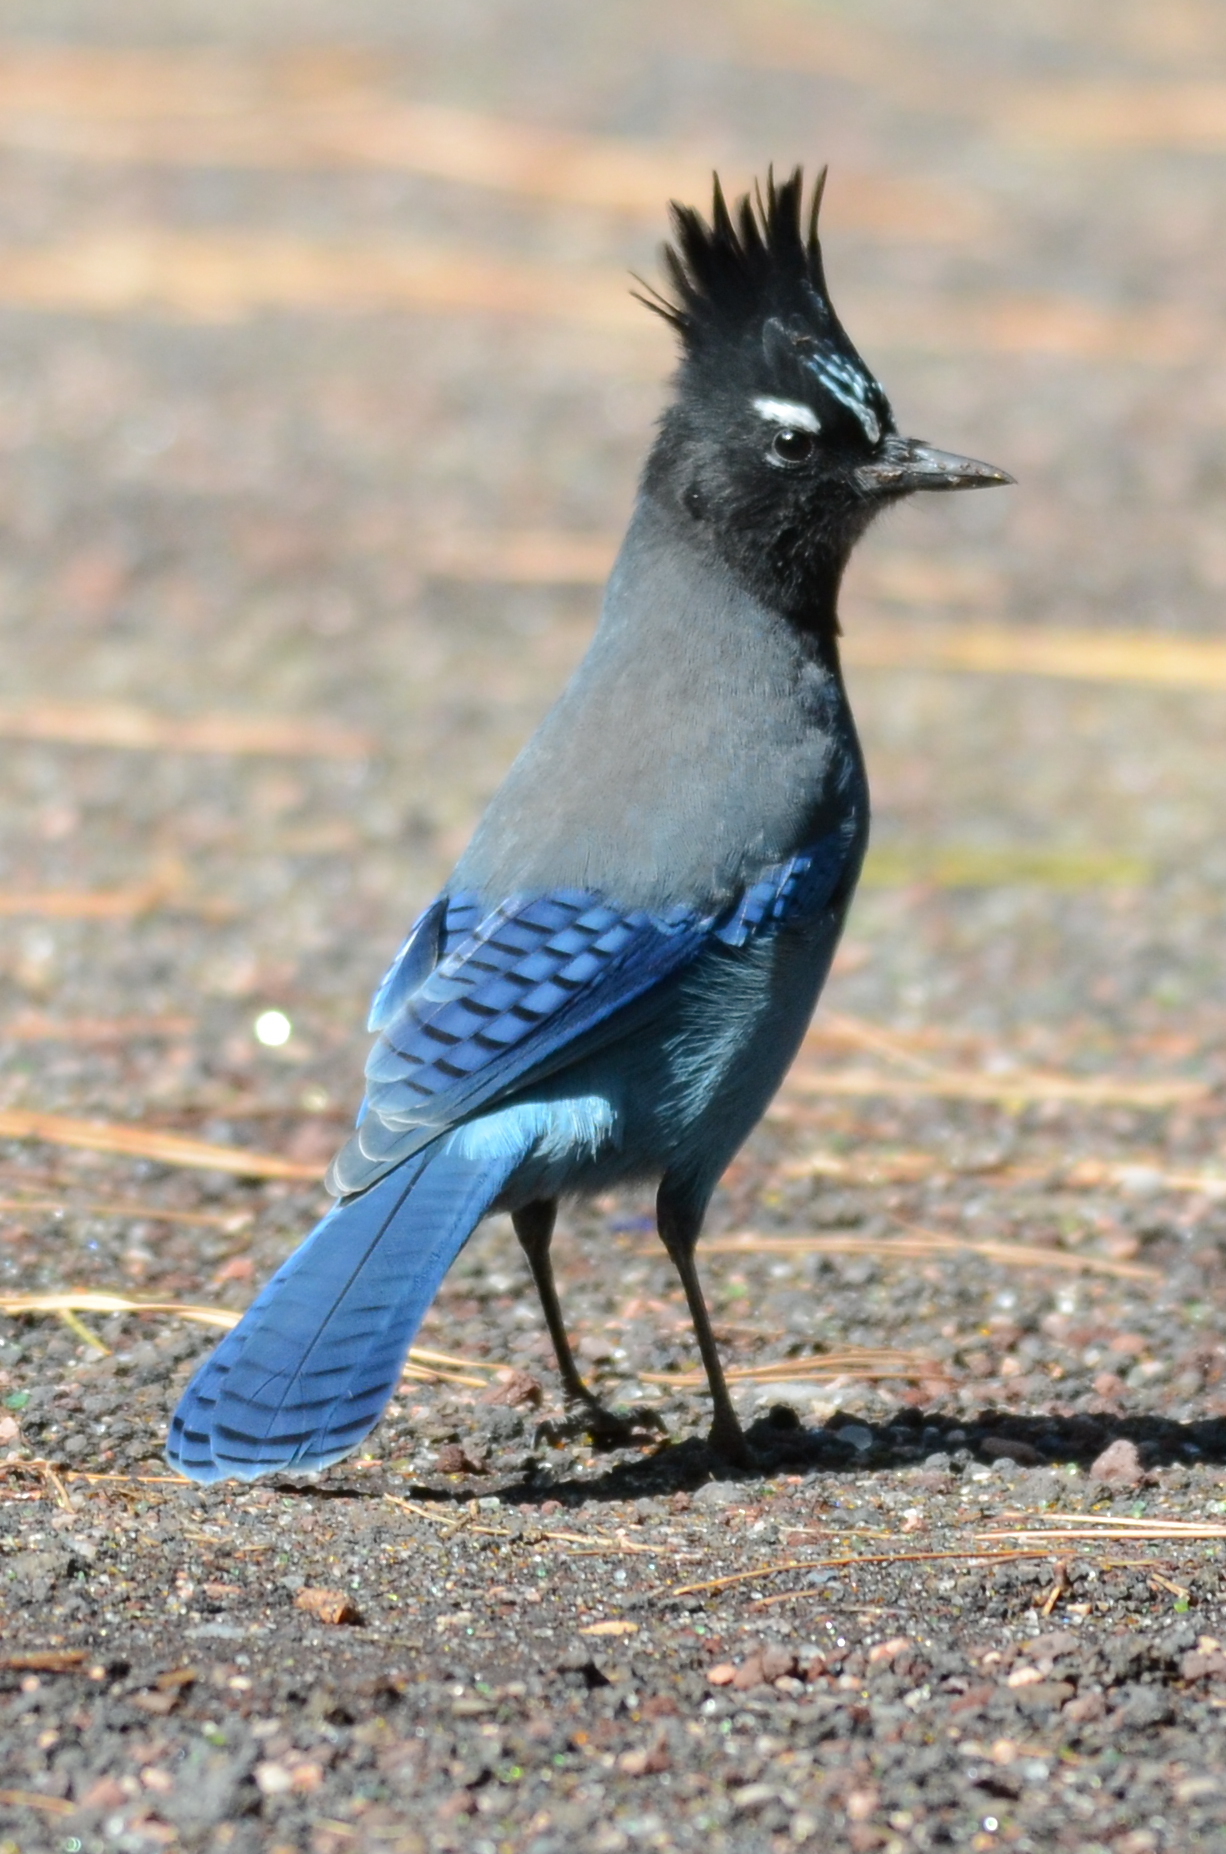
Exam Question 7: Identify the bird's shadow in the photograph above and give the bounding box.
[310,1403,1226,1512]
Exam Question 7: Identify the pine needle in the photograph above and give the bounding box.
[779,1062,1206,1109]
[982,1515,1226,1542]
[0,1192,253,1231]
[0,1789,76,1817]
[694,1230,1159,1283]
[0,1288,507,1385]
[422,530,618,584]
[770,1146,1226,1203]
[55,1308,109,1354]
[640,1345,941,1390]
[4,1013,194,1041]
[0,699,372,758]
[0,882,226,920]
[0,1109,323,1180]
[0,1290,242,1332]
[844,618,1226,692]
[407,1346,502,1375]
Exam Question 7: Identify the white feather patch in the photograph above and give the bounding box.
[752,396,821,434]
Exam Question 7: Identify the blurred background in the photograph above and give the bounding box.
[0,0,1224,1311]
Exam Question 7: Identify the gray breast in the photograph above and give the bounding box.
[453,494,866,914]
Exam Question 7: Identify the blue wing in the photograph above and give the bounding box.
[327,821,860,1196]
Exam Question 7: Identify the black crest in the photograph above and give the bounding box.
[639,168,891,444]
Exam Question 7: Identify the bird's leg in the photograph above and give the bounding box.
[512,1200,664,1448]
[656,1181,754,1469]
[512,1199,591,1408]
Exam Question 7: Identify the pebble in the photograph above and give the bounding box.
[1089,1439,1146,1486]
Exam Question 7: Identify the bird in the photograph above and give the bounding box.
[167,168,1012,1484]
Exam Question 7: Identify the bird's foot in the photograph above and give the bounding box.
[536,1400,668,1452]
[706,1414,756,1470]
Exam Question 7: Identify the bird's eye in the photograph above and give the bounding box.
[770,427,815,465]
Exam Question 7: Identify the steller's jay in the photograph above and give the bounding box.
[168,169,1012,1482]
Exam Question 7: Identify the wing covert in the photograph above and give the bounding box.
[331,817,862,1194]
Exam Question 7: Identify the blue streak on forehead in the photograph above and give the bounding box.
[803,348,884,445]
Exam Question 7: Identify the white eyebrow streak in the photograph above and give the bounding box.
[752,396,821,433]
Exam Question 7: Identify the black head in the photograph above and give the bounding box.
[638,169,1011,620]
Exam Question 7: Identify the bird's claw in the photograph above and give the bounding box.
[535,1401,668,1452]
[706,1417,756,1470]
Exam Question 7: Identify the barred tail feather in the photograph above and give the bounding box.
[166,1138,521,1483]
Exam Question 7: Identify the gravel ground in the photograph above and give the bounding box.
[5,1,1226,1850]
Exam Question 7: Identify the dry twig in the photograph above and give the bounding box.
[0,1458,72,1511]
[673,1546,1051,1601]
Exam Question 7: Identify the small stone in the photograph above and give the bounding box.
[731,1782,776,1812]
[693,1480,745,1508]
[1026,1631,1078,1667]
[1015,1680,1074,1711]
[760,1642,799,1682]
[1181,1649,1226,1681]
[707,1663,736,1686]
[1110,1686,1174,1730]
[294,1586,363,1625]
[834,1422,874,1453]
[1016,1467,1063,1504]
[846,1787,879,1822]
[868,1636,910,1667]
[731,1652,765,1690]
[437,1789,479,1819]
[980,1435,1044,1467]
[255,1761,294,1796]
[78,1777,126,1811]
[483,1369,542,1409]
[1174,1776,1221,1804]
[434,1442,487,1475]
[1063,1691,1106,1723]
[1089,1438,1144,1486]
[618,1737,669,1776]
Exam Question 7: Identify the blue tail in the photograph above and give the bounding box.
[166,1137,522,1483]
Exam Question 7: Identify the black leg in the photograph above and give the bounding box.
[656,1180,754,1468]
[512,1200,664,1447]
[512,1200,590,1407]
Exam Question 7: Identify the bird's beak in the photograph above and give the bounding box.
[855,436,1015,496]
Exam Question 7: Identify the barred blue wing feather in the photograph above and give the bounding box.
[329,821,861,1195]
